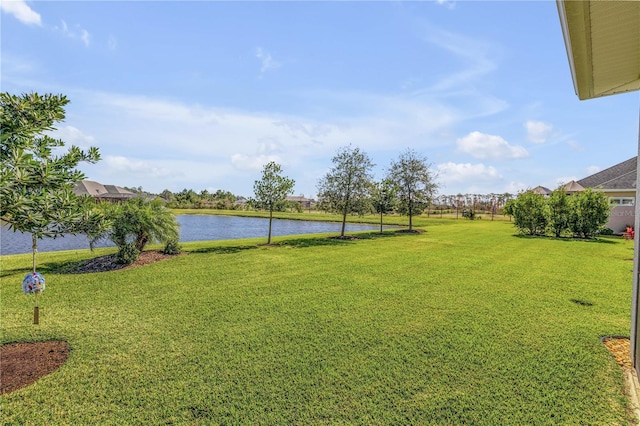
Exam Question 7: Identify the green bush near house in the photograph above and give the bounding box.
[0,220,633,424]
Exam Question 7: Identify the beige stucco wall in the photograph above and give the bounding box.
[609,206,635,233]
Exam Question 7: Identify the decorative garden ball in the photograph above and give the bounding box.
[23,272,45,294]
[23,272,45,324]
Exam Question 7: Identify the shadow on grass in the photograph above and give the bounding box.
[190,245,258,255]
[570,298,594,306]
[0,267,32,278]
[275,231,406,248]
[1,260,91,276]
[513,234,618,244]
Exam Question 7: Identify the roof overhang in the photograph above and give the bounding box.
[557,0,640,100]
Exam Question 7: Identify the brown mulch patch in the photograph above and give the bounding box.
[64,250,183,274]
[603,337,632,369]
[0,341,70,395]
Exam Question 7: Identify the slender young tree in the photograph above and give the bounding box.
[253,161,295,244]
[371,179,397,233]
[387,149,438,231]
[317,145,374,237]
[0,92,101,272]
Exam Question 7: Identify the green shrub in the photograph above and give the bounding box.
[116,243,140,265]
[162,238,182,255]
[462,209,476,220]
[598,227,614,235]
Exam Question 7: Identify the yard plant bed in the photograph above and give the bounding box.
[60,250,182,273]
[0,220,635,424]
[0,341,70,395]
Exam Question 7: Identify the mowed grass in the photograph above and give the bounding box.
[0,219,634,424]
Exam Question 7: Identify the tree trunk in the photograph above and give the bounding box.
[268,209,273,244]
[31,234,37,273]
[341,208,347,237]
[380,210,383,233]
[136,232,149,252]
[408,201,413,231]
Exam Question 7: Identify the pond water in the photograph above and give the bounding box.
[0,215,383,255]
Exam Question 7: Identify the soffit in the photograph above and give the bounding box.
[558,0,640,100]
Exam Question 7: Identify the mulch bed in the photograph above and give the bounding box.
[64,250,183,274]
[603,336,632,369]
[0,341,70,395]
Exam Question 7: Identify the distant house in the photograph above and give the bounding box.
[532,186,551,196]
[73,180,136,202]
[286,195,315,209]
[577,157,636,232]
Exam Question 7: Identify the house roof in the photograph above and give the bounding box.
[563,180,584,192]
[286,195,314,202]
[577,157,637,190]
[73,180,135,199]
[532,186,551,195]
[557,0,640,100]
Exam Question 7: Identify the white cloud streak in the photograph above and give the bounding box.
[525,120,553,144]
[0,0,41,26]
[53,19,91,46]
[255,47,281,74]
[456,131,528,160]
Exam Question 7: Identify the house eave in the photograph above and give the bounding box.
[556,0,640,100]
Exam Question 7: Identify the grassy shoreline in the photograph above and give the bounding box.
[1,220,633,424]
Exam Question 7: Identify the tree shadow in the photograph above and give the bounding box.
[513,234,618,244]
[275,231,405,248]
[190,245,258,255]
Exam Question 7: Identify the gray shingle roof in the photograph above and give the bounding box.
[73,180,135,199]
[577,157,637,190]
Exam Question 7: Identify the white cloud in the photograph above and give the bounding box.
[505,181,527,194]
[525,120,553,144]
[80,29,91,47]
[437,161,502,190]
[54,19,91,46]
[0,0,41,26]
[567,140,582,151]
[586,165,601,175]
[231,154,282,171]
[255,47,281,75]
[103,156,175,179]
[554,176,578,188]
[456,131,529,160]
[49,126,95,149]
[108,35,117,51]
[420,27,496,93]
[436,0,456,10]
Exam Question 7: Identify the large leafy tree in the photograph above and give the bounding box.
[387,149,437,231]
[317,145,374,237]
[252,161,295,244]
[0,92,100,271]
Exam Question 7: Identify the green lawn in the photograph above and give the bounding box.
[0,219,634,424]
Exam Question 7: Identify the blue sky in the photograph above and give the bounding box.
[2,1,639,198]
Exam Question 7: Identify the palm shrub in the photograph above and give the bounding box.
[103,198,180,263]
[162,238,182,255]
